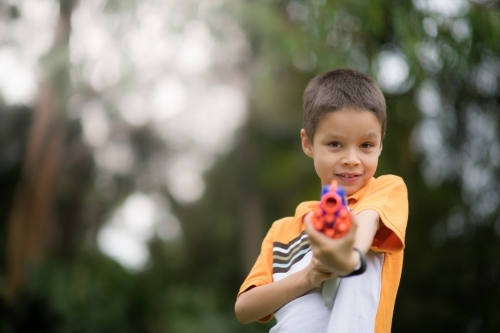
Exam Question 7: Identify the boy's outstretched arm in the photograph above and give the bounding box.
[235,258,336,324]
[304,210,379,275]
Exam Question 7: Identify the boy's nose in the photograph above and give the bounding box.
[341,149,360,166]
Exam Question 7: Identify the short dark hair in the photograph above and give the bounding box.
[302,69,386,141]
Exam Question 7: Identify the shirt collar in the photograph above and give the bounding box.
[347,177,375,203]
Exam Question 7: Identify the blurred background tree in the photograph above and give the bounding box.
[0,0,499,332]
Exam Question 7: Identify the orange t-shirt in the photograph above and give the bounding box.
[238,175,409,332]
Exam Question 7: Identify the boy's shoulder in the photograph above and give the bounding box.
[375,174,406,183]
[350,174,407,201]
[267,201,318,241]
[371,174,407,192]
[271,201,318,227]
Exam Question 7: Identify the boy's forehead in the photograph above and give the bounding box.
[321,130,380,136]
[319,130,381,140]
[317,109,383,131]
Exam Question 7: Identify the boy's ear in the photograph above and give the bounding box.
[300,129,314,158]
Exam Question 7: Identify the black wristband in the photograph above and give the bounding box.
[339,247,367,277]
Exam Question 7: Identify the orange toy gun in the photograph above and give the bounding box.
[311,180,352,308]
[311,180,351,239]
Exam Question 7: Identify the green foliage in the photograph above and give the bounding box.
[33,252,134,333]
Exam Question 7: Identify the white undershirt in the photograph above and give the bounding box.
[270,250,384,333]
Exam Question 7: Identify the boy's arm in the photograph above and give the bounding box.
[235,258,336,324]
[304,210,379,275]
[352,210,380,253]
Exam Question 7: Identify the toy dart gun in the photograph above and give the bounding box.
[311,180,352,308]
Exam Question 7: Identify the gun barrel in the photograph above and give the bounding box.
[320,192,342,213]
[312,180,351,239]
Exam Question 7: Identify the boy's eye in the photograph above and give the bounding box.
[328,142,341,148]
[360,143,374,148]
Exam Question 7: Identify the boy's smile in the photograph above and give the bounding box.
[301,108,383,196]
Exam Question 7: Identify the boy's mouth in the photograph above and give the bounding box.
[336,173,361,182]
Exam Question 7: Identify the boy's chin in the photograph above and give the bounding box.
[338,182,364,196]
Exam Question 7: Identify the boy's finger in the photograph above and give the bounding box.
[303,217,319,246]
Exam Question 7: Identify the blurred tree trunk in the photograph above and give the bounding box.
[6,0,75,301]
[238,116,263,273]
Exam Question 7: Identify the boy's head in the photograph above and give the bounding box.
[302,69,386,142]
[300,69,386,195]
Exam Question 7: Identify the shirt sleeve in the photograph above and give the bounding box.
[237,220,279,323]
[353,175,408,253]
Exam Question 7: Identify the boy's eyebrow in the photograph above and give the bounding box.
[361,132,380,139]
[324,132,380,139]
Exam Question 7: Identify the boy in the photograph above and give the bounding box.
[235,69,408,333]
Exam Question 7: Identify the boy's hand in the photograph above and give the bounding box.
[236,253,337,324]
[305,256,337,288]
[304,210,360,276]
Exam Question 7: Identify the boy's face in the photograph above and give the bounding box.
[301,108,383,196]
